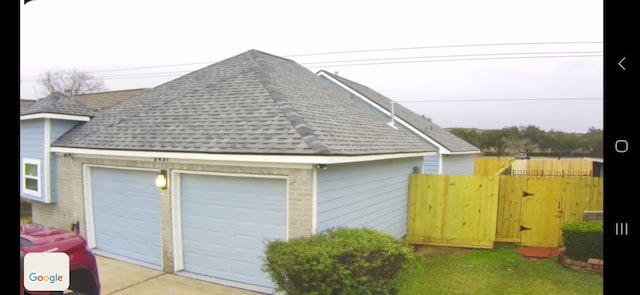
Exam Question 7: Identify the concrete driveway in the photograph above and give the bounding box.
[96,255,264,295]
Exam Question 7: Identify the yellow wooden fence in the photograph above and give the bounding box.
[407,174,500,249]
[474,157,515,176]
[407,174,603,249]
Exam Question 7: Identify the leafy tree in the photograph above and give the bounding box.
[447,125,602,158]
[522,125,545,151]
[38,69,107,96]
[483,129,509,156]
[449,128,482,149]
[582,127,603,154]
[501,126,523,153]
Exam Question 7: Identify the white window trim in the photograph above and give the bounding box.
[23,158,42,197]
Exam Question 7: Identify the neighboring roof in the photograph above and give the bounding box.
[70,88,148,111]
[318,71,480,153]
[20,93,95,117]
[20,99,36,109]
[53,50,437,156]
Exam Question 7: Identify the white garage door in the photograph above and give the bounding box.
[91,167,162,268]
[180,174,287,289]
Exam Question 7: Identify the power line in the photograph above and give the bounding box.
[85,61,214,74]
[283,41,603,57]
[303,54,602,68]
[20,41,602,79]
[96,52,604,78]
[20,52,602,82]
[302,51,602,65]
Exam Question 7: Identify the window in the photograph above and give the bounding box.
[23,158,41,197]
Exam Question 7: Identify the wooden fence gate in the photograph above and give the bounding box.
[495,176,603,247]
[408,174,603,249]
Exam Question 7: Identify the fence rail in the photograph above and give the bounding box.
[510,169,594,177]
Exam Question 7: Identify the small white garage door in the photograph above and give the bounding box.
[91,167,162,267]
[180,174,287,289]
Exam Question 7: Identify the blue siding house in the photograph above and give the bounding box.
[21,50,444,293]
[318,71,481,175]
[20,95,94,203]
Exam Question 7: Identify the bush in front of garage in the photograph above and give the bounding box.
[561,220,603,261]
[262,227,414,295]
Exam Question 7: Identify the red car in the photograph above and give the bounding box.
[20,223,101,295]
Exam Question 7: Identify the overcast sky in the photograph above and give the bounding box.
[20,0,603,133]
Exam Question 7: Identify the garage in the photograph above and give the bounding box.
[90,167,162,268]
[179,173,287,289]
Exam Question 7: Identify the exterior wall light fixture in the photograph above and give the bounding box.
[155,170,168,189]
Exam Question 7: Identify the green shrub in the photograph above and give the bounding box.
[561,221,603,261]
[262,227,414,295]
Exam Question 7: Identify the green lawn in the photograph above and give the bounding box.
[397,243,603,295]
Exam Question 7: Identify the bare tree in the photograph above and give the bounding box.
[38,69,107,96]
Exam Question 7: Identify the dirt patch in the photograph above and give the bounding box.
[412,245,476,257]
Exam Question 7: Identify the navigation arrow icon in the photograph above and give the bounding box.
[619,57,626,71]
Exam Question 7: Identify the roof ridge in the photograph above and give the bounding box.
[320,70,376,93]
[249,51,332,154]
[247,49,298,64]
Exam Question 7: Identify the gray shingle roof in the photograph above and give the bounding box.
[319,71,480,153]
[20,93,96,117]
[71,88,148,111]
[53,50,437,155]
[20,99,36,110]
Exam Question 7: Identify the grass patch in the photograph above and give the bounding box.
[397,243,602,295]
[20,214,32,224]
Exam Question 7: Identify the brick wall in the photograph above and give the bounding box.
[583,211,603,222]
[558,254,603,275]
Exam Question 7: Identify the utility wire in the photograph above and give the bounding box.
[304,54,602,68]
[19,52,604,82]
[302,51,602,65]
[20,41,602,79]
[96,52,603,78]
[283,41,603,57]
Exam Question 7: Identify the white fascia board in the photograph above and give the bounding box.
[44,119,51,202]
[49,147,434,165]
[317,71,451,154]
[449,150,482,155]
[20,113,91,121]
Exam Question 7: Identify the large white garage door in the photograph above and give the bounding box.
[91,167,162,268]
[180,174,287,289]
